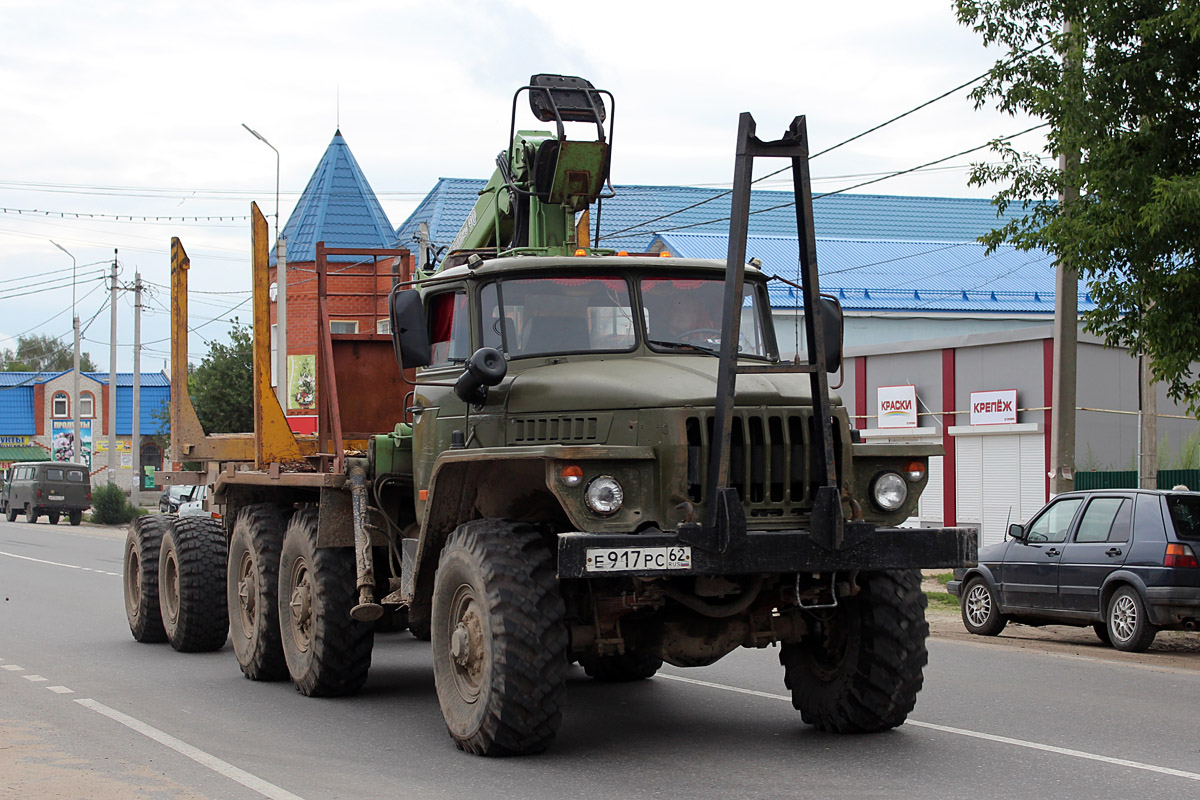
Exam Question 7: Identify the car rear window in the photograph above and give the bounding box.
[1166,495,1200,541]
[66,470,85,482]
[47,468,64,481]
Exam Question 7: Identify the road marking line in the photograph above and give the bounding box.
[1,664,24,671]
[76,699,307,800]
[47,686,74,694]
[0,550,120,577]
[23,674,47,682]
[657,673,1200,783]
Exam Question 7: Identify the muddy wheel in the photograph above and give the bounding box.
[578,650,662,682]
[277,508,374,696]
[432,519,567,756]
[69,509,82,526]
[47,511,61,525]
[158,517,229,652]
[780,570,929,733]
[228,504,291,680]
[124,515,173,643]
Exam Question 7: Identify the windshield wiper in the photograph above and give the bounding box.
[647,339,720,356]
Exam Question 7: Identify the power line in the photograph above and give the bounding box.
[0,207,250,223]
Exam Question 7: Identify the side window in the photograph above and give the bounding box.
[1026,498,1083,543]
[1074,498,1128,543]
[428,291,469,367]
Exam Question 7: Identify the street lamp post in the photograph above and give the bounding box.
[50,240,82,467]
[242,124,288,407]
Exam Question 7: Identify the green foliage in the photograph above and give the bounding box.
[189,322,253,434]
[90,482,139,525]
[956,1,1200,409]
[0,333,97,372]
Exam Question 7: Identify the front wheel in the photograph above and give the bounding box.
[781,570,929,733]
[5,505,17,523]
[432,520,567,756]
[158,517,229,652]
[960,577,1007,636]
[1107,586,1157,652]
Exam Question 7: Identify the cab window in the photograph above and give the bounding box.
[479,276,635,357]
[428,291,470,367]
[1026,498,1083,543]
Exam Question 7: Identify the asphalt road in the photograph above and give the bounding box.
[3,517,1199,800]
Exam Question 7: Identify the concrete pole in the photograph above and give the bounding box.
[1140,354,1158,488]
[73,315,81,465]
[108,251,118,480]
[131,273,142,508]
[276,236,288,407]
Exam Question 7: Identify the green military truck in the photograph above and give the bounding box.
[125,74,976,757]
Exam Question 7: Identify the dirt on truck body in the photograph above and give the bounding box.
[124,74,976,756]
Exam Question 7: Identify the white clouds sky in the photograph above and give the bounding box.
[0,0,1043,368]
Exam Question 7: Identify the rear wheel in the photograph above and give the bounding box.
[25,504,39,523]
[228,504,291,680]
[69,509,82,526]
[277,509,374,696]
[1092,623,1112,646]
[158,517,229,652]
[47,511,61,525]
[124,515,173,643]
[1107,585,1157,652]
[960,577,1007,636]
[578,650,662,682]
[432,519,567,756]
[5,505,17,523]
[781,570,929,733]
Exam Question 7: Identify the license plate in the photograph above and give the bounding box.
[48,495,64,501]
[585,546,692,572]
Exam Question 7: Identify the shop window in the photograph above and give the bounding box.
[80,392,95,418]
[52,392,69,418]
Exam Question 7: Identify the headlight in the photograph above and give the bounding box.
[585,475,624,516]
[872,472,907,512]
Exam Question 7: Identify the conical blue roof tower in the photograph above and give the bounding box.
[272,130,394,265]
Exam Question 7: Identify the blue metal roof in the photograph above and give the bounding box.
[653,232,1094,315]
[82,372,170,387]
[0,384,35,434]
[394,178,1032,255]
[275,131,396,265]
[0,373,170,435]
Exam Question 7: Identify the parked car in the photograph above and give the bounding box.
[948,489,1200,652]
[1,461,91,525]
[158,484,198,513]
[176,485,213,518]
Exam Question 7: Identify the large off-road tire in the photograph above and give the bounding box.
[960,576,1007,636]
[47,511,61,525]
[277,508,374,696]
[69,509,82,526]
[578,650,662,682]
[432,519,568,756]
[124,515,174,643]
[158,517,229,652]
[781,570,929,733]
[1107,585,1158,652]
[228,504,291,680]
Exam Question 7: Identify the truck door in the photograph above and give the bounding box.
[1057,496,1132,613]
[1001,496,1083,610]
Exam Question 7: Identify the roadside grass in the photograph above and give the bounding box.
[924,571,958,612]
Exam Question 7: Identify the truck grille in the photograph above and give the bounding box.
[685,410,842,516]
[509,415,608,444]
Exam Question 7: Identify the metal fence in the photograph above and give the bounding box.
[1075,469,1200,490]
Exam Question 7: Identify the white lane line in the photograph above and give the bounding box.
[0,550,120,577]
[657,672,1200,783]
[1,664,24,671]
[76,699,307,800]
[23,674,48,682]
[47,685,74,694]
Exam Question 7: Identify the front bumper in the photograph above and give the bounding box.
[557,526,978,579]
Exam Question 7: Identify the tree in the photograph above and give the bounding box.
[0,333,97,372]
[189,323,253,433]
[956,1,1200,407]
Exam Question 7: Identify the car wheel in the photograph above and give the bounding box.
[25,504,39,524]
[1107,586,1157,652]
[47,511,61,525]
[5,505,17,523]
[69,509,82,526]
[960,577,1007,636]
[1092,623,1112,646]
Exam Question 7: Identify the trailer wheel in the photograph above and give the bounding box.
[69,509,82,526]
[158,517,229,652]
[432,519,567,756]
[578,650,662,682]
[277,508,374,696]
[123,515,173,643]
[228,504,291,680]
[780,569,928,733]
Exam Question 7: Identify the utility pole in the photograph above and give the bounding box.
[108,250,118,481]
[132,272,142,508]
[1139,353,1159,488]
[1049,18,1080,498]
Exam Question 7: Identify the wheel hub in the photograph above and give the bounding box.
[288,559,313,653]
[237,550,257,636]
[965,584,991,626]
[162,550,180,624]
[448,586,487,702]
[1111,595,1137,642]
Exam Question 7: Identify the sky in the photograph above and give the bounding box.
[0,0,1043,371]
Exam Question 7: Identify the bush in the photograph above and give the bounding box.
[90,482,139,525]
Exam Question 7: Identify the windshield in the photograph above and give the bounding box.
[479,274,772,359]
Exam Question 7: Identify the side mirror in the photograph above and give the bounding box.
[454,347,507,407]
[1008,523,1026,542]
[819,294,843,373]
[389,288,431,369]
